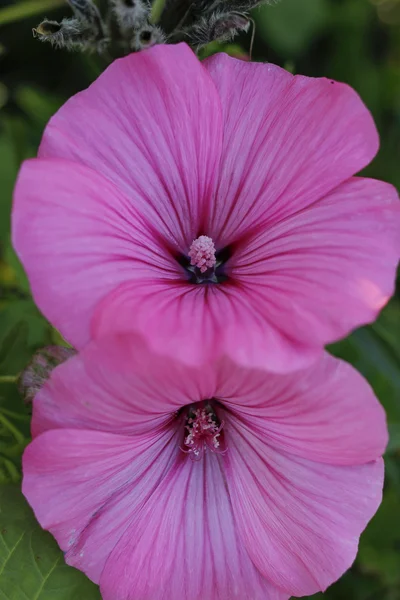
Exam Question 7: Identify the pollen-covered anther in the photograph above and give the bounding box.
[183,407,224,461]
[188,236,217,274]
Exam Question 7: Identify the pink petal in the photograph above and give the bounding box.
[231,177,400,347]
[12,158,179,349]
[31,332,218,438]
[215,352,387,465]
[100,453,286,600]
[92,177,399,373]
[93,279,317,371]
[23,426,181,582]
[23,427,286,599]
[223,416,384,597]
[39,44,222,249]
[204,54,379,245]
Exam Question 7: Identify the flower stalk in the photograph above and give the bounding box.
[0,375,17,384]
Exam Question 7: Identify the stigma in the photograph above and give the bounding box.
[188,236,217,274]
[182,405,225,461]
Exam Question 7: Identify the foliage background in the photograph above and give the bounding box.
[0,0,399,598]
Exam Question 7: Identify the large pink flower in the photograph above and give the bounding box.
[13,44,400,372]
[23,333,387,600]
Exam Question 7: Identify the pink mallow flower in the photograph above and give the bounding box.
[23,332,387,600]
[13,44,400,373]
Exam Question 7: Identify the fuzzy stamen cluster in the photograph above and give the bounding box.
[183,406,224,461]
[188,235,217,274]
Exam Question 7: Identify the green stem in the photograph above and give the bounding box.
[0,375,17,384]
[0,408,30,421]
[0,413,25,444]
[150,0,165,24]
[0,0,64,27]
[1,458,20,483]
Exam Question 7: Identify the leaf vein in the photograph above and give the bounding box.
[32,555,61,600]
[0,531,25,577]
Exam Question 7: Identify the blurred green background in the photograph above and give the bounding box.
[0,0,399,598]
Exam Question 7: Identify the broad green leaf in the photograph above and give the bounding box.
[372,299,400,358]
[0,484,101,599]
[255,0,330,57]
[15,86,61,133]
[0,321,29,375]
[0,381,30,482]
[0,114,37,246]
[329,300,400,428]
[358,489,400,587]
[385,457,400,497]
[387,424,400,454]
[4,242,31,295]
[0,126,18,241]
[305,570,384,599]
[0,300,51,375]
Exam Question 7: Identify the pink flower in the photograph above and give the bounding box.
[23,333,387,600]
[12,44,400,372]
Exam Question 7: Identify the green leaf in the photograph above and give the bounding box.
[329,300,400,427]
[255,0,330,57]
[387,424,400,454]
[0,300,51,375]
[0,321,29,375]
[0,484,101,599]
[0,126,18,241]
[358,488,400,587]
[4,242,31,295]
[0,298,52,479]
[0,384,30,481]
[15,86,61,133]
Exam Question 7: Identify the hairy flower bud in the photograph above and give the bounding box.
[33,0,107,51]
[131,24,166,50]
[110,0,151,34]
[180,11,250,48]
[32,0,277,55]
[18,346,76,404]
[33,17,106,51]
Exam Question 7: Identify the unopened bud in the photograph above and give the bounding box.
[18,346,76,404]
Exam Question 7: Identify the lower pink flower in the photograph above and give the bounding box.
[23,334,387,600]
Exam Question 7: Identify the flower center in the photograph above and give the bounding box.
[177,236,231,284]
[188,236,217,274]
[182,402,225,461]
